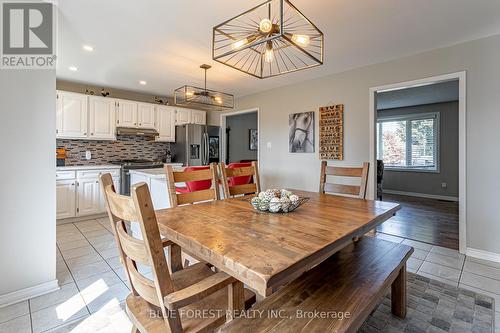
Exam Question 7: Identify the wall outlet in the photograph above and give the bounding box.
[441,182,447,188]
[266,142,272,149]
[85,151,92,160]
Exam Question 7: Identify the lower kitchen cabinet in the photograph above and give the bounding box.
[56,180,77,219]
[77,178,102,216]
[56,167,120,220]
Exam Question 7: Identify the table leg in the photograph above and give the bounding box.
[391,265,407,318]
[168,243,183,273]
[228,281,244,320]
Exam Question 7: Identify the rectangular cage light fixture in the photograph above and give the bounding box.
[173,85,234,110]
[212,0,324,79]
[173,64,234,111]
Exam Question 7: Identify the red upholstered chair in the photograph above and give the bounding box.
[174,166,212,194]
[220,161,261,198]
[227,162,253,187]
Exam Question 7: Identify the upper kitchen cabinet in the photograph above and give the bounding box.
[175,108,191,125]
[88,96,116,140]
[116,99,138,127]
[56,91,88,138]
[175,108,206,125]
[137,103,156,129]
[155,106,176,142]
[191,110,206,125]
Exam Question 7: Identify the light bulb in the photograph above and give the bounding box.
[232,38,248,50]
[186,91,194,97]
[264,42,274,63]
[214,96,222,104]
[259,18,273,33]
[291,34,310,47]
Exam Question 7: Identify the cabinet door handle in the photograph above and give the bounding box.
[71,183,75,186]
[83,133,87,135]
[91,133,94,136]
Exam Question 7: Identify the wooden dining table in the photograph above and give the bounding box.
[155,190,400,297]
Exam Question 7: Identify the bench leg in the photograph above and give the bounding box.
[391,265,407,318]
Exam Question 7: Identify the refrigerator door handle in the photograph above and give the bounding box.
[204,132,209,165]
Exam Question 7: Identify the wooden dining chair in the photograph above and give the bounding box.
[219,161,261,198]
[165,163,219,207]
[319,161,370,199]
[100,173,178,271]
[100,178,255,333]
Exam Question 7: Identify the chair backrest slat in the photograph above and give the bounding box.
[229,183,258,196]
[126,258,161,307]
[176,189,217,206]
[115,223,150,266]
[220,161,261,198]
[225,166,256,178]
[319,161,370,199]
[165,163,219,207]
[173,168,214,183]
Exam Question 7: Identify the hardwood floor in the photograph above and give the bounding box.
[376,194,459,250]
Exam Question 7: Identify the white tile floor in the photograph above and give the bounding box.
[0,219,499,332]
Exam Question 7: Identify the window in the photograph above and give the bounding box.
[377,112,439,171]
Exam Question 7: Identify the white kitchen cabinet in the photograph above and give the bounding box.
[88,96,116,140]
[56,91,88,138]
[175,108,191,125]
[156,106,176,142]
[56,180,77,219]
[77,178,102,216]
[191,110,206,125]
[56,167,120,220]
[138,103,156,129]
[117,99,138,127]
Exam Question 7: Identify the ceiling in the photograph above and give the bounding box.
[377,80,459,110]
[56,0,500,98]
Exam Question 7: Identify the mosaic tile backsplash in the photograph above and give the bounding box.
[57,135,171,165]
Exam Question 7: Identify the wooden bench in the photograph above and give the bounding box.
[219,236,413,333]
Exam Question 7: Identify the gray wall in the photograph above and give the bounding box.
[0,70,57,299]
[378,102,459,198]
[235,33,500,255]
[226,112,258,163]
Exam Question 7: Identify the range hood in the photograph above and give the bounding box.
[116,127,159,137]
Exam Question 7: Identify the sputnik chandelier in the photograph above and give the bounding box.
[212,0,324,79]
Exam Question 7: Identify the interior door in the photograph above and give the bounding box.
[56,91,88,138]
[77,178,102,216]
[89,96,116,139]
[117,99,138,127]
[138,103,156,129]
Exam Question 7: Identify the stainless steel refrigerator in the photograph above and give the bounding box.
[173,124,221,166]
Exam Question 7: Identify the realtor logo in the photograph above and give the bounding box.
[1,1,56,69]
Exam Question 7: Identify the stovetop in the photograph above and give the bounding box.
[111,159,164,167]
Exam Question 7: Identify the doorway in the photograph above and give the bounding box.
[369,72,466,253]
[220,108,259,165]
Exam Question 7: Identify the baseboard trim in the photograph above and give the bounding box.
[57,213,107,225]
[0,279,59,308]
[466,248,500,264]
[383,190,459,202]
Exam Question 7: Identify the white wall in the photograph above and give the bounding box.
[235,34,500,255]
[0,70,57,303]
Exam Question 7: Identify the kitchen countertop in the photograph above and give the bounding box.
[56,165,121,171]
[129,164,184,179]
